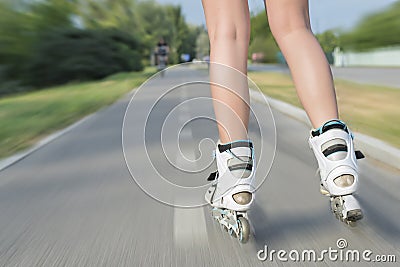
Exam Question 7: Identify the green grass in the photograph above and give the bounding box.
[2,68,398,160]
[248,72,400,148]
[0,68,156,159]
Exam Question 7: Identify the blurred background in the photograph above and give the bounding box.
[0,1,399,265]
[0,0,399,96]
[0,0,202,95]
[247,0,400,65]
[1,0,399,159]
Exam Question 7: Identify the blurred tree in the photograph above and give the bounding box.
[30,0,78,32]
[315,30,340,64]
[340,1,400,51]
[315,30,340,53]
[249,12,279,63]
[180,25,202,61]
[80,0,140,33]
[80,0,198,64]
[136,3,199,64]
[0,1,33,79]
[164,5,186,63]
[135,1,173,64]
[0,0,199,93]
[195,29,210,60]
[26,28,143,87]
[141,3,200,63]
[0,0,77,80]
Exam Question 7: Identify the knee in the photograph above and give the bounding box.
[208,22,249,46]
[268,11,311,41]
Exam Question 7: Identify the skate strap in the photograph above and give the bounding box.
[322,144,348,157]
[207,171,218,181]
[322,145,365,159]
[218,141,253,153]
[355,150,365,159]
[312,120,348,137]
[228,163,252,172]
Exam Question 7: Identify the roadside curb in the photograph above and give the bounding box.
[0,114,95,172]
[1,87,398,172]
[0,87,141,173]
[250,89,400,170]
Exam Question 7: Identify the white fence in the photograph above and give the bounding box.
[333,46,400,67]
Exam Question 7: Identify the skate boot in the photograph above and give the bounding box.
[205,140,255,243]
[309,120,365,225]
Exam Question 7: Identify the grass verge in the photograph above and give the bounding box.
[248,71,400,149]
[0,68,156,159]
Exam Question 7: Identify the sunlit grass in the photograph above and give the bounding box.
[0,68,156,158]
[248,71,400,148]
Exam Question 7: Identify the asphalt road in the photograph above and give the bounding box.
[0,66,399,266]
[248,64,400,88]
[331,67,400,88]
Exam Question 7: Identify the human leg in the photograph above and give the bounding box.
[264,0,338,128]
[202,0,255,242]
[264,0,363,222]
[202,0,251,143]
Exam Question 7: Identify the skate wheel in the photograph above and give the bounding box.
[345,209,363,226]
[345,220,357,227]
[237,217,250,244]
[347,209,363,222]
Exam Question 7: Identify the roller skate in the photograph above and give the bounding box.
[205,140,255,243]
[309,120,365,225]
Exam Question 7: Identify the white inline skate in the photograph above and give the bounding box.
[309,120,365,225]
[205,140,255,243]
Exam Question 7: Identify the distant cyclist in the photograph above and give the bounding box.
[155,38,169,70]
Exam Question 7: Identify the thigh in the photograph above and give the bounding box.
[264,0,311,38]
[201,0,250,40]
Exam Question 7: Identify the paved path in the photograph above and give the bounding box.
[249,64,400,88]
[0,66,399,266]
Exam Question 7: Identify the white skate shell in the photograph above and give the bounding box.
[205,142,256,212]
[309,122,364,223]
[309,128,358,196]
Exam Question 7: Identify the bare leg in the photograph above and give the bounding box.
[202,0,250,143]
[263,0,364,223]
[264,0,338,128]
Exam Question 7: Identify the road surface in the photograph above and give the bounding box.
[0,66,399,266]
[248,64,400,88]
